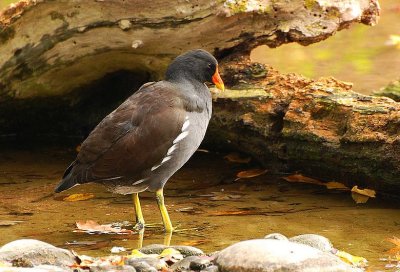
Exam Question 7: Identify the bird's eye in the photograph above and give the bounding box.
[207,63,212,68]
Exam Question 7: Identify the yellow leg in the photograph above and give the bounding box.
[156,189,174,233]
[133,193,145,230]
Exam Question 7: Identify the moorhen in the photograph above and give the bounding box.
[55,49,224,233]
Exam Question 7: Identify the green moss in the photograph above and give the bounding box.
[304,0,317,9]
[373,80,400,102]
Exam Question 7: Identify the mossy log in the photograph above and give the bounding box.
[207,56,400,199]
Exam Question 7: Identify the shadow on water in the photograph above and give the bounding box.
[0,144,399,270]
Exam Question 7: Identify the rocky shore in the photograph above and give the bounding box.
[0,234,366,272]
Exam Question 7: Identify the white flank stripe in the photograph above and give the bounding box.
[161,156,171,164]
[182,119,190,131]
[167,144,177,156]
[173,131,189,144]
[132,178,147,185]
[151,164,161,171]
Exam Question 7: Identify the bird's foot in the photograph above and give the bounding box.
[133,221,145,231]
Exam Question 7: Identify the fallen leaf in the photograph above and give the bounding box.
[180,239,208,246]
[209,191,243,201]
[75,220,133,234]
[63,193,95,202]
[283,174,325,186]
[351,186,376,204]
[325,181,349,190]
[335,250,368,267]
[386,236,400,256]
[129,249,147,258]
[236,169,267,179]
[224,152,251,163]
[0,220,23,226]
[76,144,81,153]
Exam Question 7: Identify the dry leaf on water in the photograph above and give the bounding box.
[386,236,400,256]
[351,186,376,204]
[283,174,325,186]
[63,193,95,202]
[325,181,349,190]
[284,175,350,191]
[236,169,267,179]
[181,239,208,246]
[75,220,133,234]
[209,191,243,201]
[224,152,251,164]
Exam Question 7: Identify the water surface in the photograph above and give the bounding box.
[0,146,399,271]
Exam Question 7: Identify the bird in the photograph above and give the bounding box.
[55,49,224,233]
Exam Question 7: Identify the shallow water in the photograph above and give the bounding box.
[0,146,399,271]
[251,0,400,94]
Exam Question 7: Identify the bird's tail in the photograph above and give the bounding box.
[54,161,79,193]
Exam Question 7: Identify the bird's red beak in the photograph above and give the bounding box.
[212,66,225,91]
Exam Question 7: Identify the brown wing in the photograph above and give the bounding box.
[73,81,186,183]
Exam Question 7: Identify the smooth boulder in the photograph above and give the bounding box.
[214,239,361,272]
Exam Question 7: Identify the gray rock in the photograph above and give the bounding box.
[172,246,204,257]
[201,265,219,272]
[214,239,361,272]
[171,256,200,271]
[0,239,75,268]
[90,265,136,272]
[264,233,289,241]
[171,256,211,271]
[189,256,211,270]
[125,257,159,272]
[139,244,203,257]
[289,234,334,253]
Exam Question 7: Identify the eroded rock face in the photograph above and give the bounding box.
[214,239,360,272]
[207,57,400,198]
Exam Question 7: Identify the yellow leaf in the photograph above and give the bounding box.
[236,169,267,179]
[351,186,376,197]
[224,152,251,163]
[159,248,181,258]
[129,249,147,258]
[283,174,325,186]
[351,186,376,203]
[351,193,369,204]
[325,181,349,190]
[63,193,95,202]
[335,250,368,267]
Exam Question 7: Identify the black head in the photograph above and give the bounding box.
[166,49,222,88]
